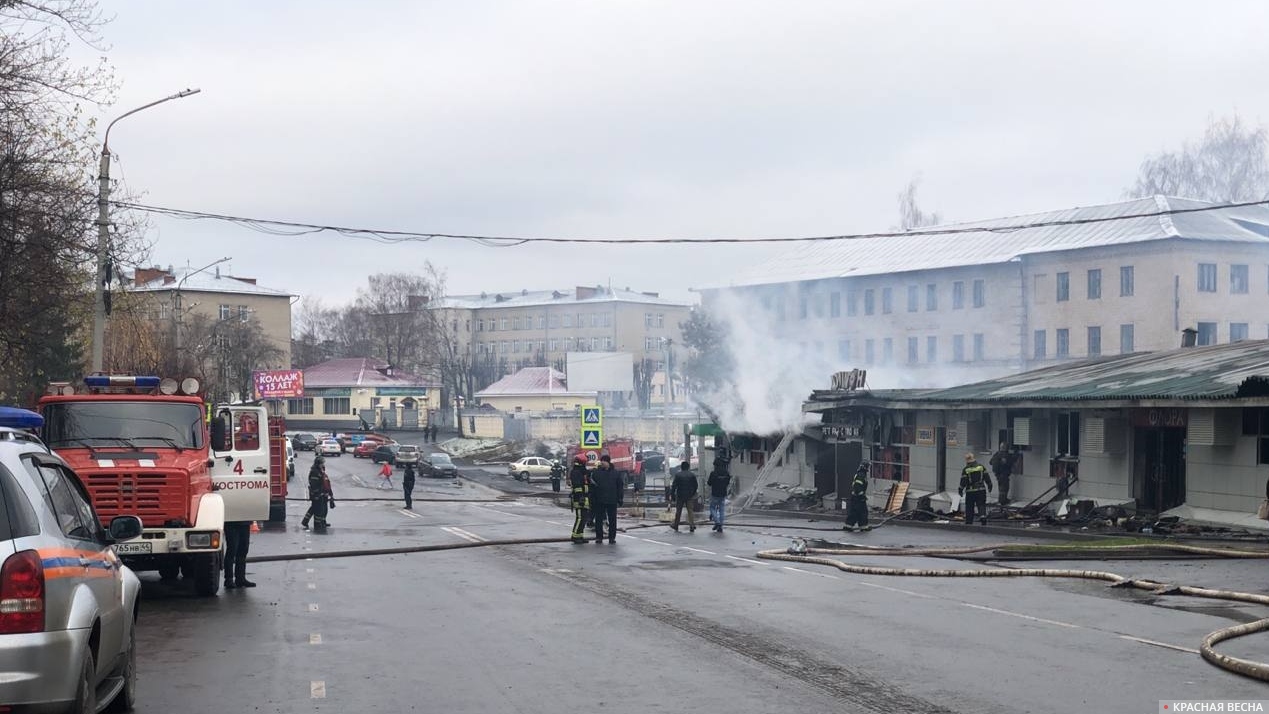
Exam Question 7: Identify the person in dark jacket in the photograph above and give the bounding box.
[223,521,255,589]
[844,461,871,532]
[402,462,416,510]
[568,456,591,544]
[989,443,1016,505]
[590,455,624,543]
[671,461,699,533]
[706,462,731,532]
[958,452,993,526]
[301,456,335,532]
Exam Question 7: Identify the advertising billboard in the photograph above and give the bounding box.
[253,369,305,399]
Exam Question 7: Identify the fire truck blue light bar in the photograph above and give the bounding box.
[84,376,161,389]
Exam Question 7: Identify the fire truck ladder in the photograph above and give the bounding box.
[730,431,797,516]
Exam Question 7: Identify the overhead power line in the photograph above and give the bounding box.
[110,198,1269,247]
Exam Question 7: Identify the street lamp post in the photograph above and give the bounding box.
[172,256,232,360]
[92,88,202,373]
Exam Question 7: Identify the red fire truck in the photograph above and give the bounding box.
[567,437,641,480]
[38,375,279,596]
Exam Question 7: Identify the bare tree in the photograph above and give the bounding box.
[895,175,942,231]
[1126,114,1269,202]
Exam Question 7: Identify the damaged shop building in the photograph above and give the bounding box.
[803,340,1269,532]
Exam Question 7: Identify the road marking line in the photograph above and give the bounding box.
[308,603,319,612]
[961,603,1081,629]
[307,583,317,590]
[545,520,563,526]
[398,509,421,519]
[311,681,326,699]
[1119,635,1199,654]
[452,526,487,542]
[641,538,673,546]
[725,555,767,566]
[441,526,485,543]
[859,581,935,599]
[682,546,716,555]
[309,633,322,645]
[783,566,841,579]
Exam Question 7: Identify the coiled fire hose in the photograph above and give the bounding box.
[757,543,1269,683]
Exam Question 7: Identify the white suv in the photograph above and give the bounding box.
[0,407,144,713]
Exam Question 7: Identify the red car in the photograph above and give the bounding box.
[354,439,387,458]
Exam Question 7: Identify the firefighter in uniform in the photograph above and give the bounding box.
[569,455,591,544]
[844,461,871,532]
[301,455,335,532]
[958,452,993,526]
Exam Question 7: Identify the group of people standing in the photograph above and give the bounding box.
[569,457,734,542]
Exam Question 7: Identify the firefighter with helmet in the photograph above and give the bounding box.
[301,455,335,532]
[958,452,993,526]
[569,455,591,544]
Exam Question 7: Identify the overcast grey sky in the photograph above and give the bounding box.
[88,0,1269,306]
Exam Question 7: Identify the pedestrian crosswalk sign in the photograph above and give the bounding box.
[581,428,602,447]
[581,406,602,426]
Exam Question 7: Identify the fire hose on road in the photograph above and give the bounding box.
[757,542,1269,683]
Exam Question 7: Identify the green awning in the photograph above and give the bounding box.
[686,423,724,436]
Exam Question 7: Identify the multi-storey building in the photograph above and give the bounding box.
[437,285,693,398]
[701,196,1269,387]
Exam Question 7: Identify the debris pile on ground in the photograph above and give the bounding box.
[751,482,822,511]
[436,437,526,463]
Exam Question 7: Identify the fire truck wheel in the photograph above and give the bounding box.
[105,621,136,713]
[71,646,97,714]
[192,554,222,596]
[158,565,179,581]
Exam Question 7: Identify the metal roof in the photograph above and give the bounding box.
[474,367,594,397]
[441,286,691,310]
[130,268,292,298]
[303,358,437,389]
[809,341,1269,406]
[711,196,1269,289]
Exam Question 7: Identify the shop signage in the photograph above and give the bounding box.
[822,424,861,440]
[1131,408,1187,428]
[252,370,304,399]
[916,427,935,445]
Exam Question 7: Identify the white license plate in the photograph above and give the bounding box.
[115,542,153,554]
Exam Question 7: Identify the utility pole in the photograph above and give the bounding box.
[91,88,202,373]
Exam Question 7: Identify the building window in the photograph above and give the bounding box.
[238,305,250,321]
[1232,323,1249,342]
[1197,321,1217,346]
[972,279,985,308]
[590,314,600,328]
[973,333,984,361]
[907,337,918,364]
[562,314,572,328]
[550,338,559,352]
[907,285,918,313]
[1087,269,1101,299]
[1120,324,1134,353]
[1198,263,1217,292]
[1056,328,1070,357]
[656,314,664,328]
[883,337,893,363]
[513,340,521,353]
[952,334,965,362]
[798,296,808,320]
[501,340,509,353]
[1087,326,1101,356]
[847,291,858,316]
[549,314,559,329]
[1231,264,1249,294]
[591,337,600,350]
[1120,266,1134,297]
[1034,330,1047,359]
[604,336,613,350]
[838,339,851,361]
[537,315,545,329]
[1055,412,1080,456]
[287,398,314,415]
[926,335,937,362]
[645,313,653,328]
[864,289,875,315]
[322,397,351,415]
[500,318,509,331]
[829,291,841,317]
[926,284,937,311]
[219,304,231,320]
[576,313,583,328]
[864,339,875,364]
[952,281,964,309]
[1056,272,1070,302]
[881,287,893,314]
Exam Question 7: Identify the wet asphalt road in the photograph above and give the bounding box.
[127,450,1269,713]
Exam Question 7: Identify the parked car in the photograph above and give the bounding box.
[395,444,421,467]
[0,407,145,713]
[353,440,382,458]
[318,438,342,457]
[371,443,401,465]
[636,450,666,474]
[286,441,296,480]
[508,456,555,482]
[291,432,318,451]
[421,452,458,478]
